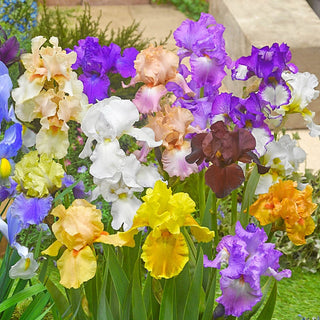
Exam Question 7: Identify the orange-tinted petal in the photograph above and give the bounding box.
[141,230,189,279]
[285,216,316,246]
[57,246,97,289]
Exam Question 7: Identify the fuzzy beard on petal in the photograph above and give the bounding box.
[162,142,198,180]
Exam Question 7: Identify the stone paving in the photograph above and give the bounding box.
[52,3,320,171]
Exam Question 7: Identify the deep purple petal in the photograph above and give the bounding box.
[116,47,139,78]
[0,36,20,67]
[79,73,110,103]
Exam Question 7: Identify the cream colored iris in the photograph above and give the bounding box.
[13,151,65,198]
[105,180,214,279]
[42,199,110,289]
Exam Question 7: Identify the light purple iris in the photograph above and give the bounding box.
[0,61,12,123]
[169,13,231,129]
[69,37,138,103]
[174,13,231,88]
[204,221,291,317]
[6,194,53,246]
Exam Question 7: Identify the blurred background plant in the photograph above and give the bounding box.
[151,0,209,20]
[0,0,37,50]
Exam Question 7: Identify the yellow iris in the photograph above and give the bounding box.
[42,199,110,289]
[249,180,317,245]
[105,180,214,279]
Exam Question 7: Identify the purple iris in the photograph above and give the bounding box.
[0,177,17,201]
[204,221,291,317]
[0,123,23,180]
[232,43,297,82]
[0,26,20,68]
[69,37,138,103]
[62,174,91,199]
[6,194,53,246]
[231,43,298,110]
[174,13,231,88]
[169,13,231,129]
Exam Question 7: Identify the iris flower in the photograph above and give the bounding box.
[79,96,162,230]
[0,60,12,123]
[255,135,306,194]
[249,180,317,245]
[13,150,65,198]
[11,36,89,159]
[69,37,138,103]
[104,180,214,279]
[280,71,320,137]
[232,43,298,110]
[126,45,193,113]
[0,217,39,280]
[186,121,265,198]
[42,199,110,289]
[0,26,20,67]
[147,105,198,180]
[204,221,291,317]
[0,123,23,181]
[6,193,53,246]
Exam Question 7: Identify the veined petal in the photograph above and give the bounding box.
[133,84,167,114]
[57,246,97,289]
[260,82,291,108]
[141,230,189,279]
[162,143,198,180]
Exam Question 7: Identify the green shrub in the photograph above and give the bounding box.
[151,0,209,20]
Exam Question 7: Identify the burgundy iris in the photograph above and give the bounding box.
[186,121,257,198]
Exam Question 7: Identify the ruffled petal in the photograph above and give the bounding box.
[141,230,189,279]
[57,246,97,289]
[133,85,167,114]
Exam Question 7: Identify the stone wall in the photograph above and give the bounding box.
[209,0,320,129]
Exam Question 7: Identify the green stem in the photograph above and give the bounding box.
[211,192,219,249]
[231,189,238,234]
[198,170,206,222]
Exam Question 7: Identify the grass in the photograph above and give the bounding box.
[273,268,320,319]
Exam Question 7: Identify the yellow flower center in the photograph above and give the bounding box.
[0,158,11,178]
[24,258,31,271]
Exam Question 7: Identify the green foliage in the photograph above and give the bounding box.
[0,0,37,46]
[151,0,209,20]
[33,1,157,51]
